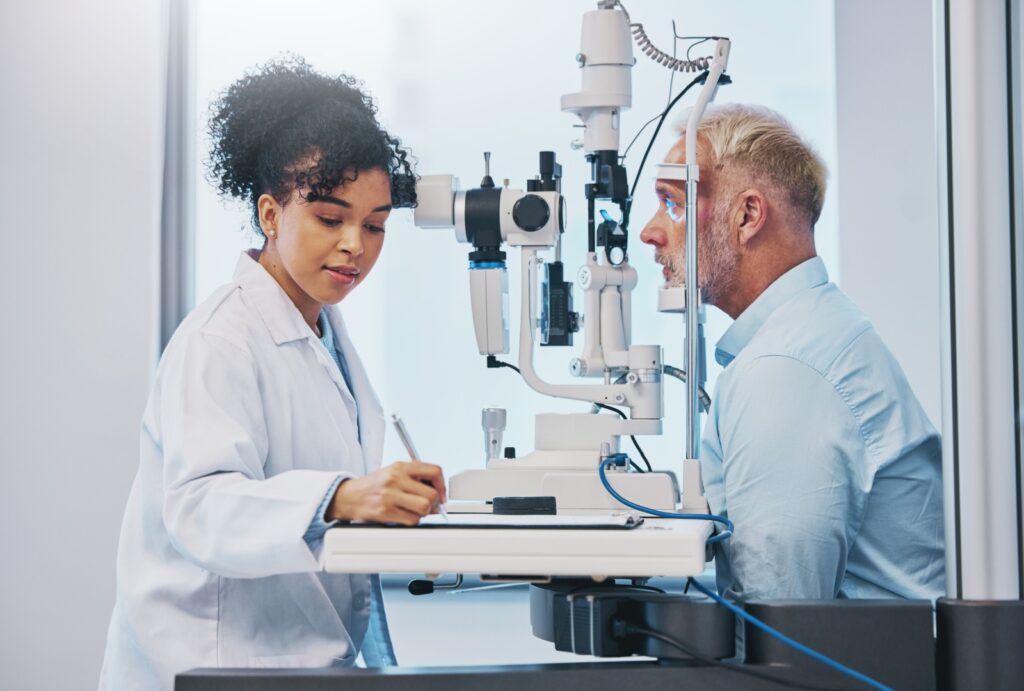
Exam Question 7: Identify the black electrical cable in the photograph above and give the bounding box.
[486,355,521,374]
[593,402,653,473]
[621,112,663,161]
[617,622,842,691]
[621,69,732,230]
[628,71,708,204]
[594,402,627,418]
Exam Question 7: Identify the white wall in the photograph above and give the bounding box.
[0,1,163,688]
[834,0,943,426]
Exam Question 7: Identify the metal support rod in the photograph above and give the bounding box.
[679,38,729,461]
[684,172,701,458]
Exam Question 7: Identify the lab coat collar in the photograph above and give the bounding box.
[233,250,356,418]
[232,250,386,470]
[234,250,317,346]
[715,256,829,367]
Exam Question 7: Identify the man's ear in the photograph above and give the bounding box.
[735,188,768,247]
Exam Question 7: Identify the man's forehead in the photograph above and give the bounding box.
[665,138,713,169]
[653,151,688,195]
[655,138,719,192]
[666,139,687,162]
[655,139,693,186]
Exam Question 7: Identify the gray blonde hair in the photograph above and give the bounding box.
[680,104,827,226]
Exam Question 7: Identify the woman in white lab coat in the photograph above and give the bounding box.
[100,58,445,690]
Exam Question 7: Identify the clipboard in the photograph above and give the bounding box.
[343,513,645,530]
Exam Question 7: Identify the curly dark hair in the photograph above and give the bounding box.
[206,56,416,234]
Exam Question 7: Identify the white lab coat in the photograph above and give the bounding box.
[100,251,387,690]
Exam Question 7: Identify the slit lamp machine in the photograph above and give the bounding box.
[410,7,728,517]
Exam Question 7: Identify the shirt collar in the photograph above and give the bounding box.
[715,256,829,367]
[318,309,337,353]
[233,250,315,345]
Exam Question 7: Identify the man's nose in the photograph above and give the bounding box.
[639,217,666,247]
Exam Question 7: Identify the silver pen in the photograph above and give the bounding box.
[391,414,447,519]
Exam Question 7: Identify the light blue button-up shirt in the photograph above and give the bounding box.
[702,257,945,604]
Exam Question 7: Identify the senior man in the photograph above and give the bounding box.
[639,104,944,605]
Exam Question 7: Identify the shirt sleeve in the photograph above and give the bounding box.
[360,575,398,667]
[712,355,871,602]
[159,331,352,578]
[303,476,345,547]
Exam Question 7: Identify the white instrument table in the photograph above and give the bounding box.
[323,515,711,579]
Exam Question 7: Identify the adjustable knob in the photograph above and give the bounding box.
[512,194,550,232]
[481,407,506,463]
[407,579,436,596]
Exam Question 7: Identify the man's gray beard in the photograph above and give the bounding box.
[658,202,739,306]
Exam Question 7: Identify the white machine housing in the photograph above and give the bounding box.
[561,6,634,153]
[468,267,509,355]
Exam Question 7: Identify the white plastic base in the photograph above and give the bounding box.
[449,465,678,512]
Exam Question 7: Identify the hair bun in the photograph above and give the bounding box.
[205,55,413,233]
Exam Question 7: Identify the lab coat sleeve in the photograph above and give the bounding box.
[714,355,869,602]
[160,331,348,578]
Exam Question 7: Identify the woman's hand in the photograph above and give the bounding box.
[327,461,447,525]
